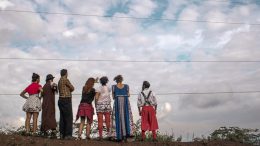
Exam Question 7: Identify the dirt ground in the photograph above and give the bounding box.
[0,134,252,146]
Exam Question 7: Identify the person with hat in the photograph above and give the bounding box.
[137,81,159,141]
[41,74,58,137]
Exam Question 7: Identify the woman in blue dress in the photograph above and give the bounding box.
[111,75,134,142]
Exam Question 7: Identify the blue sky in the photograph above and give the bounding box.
[0,0,260,141]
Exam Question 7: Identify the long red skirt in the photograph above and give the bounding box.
[76,103,94,123]
[141,106,159,131]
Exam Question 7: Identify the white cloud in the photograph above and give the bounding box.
[63,30,74,38]
[0,0,14,10]
[128,0,157,17]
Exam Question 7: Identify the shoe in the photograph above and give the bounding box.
[64,136,74,140]
[97,137,103,141]
[152,139,158,142]
[50,132,57,139]
[122,136,127,143]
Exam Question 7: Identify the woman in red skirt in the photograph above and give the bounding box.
[75,78,96,140]
[137,81,158,141]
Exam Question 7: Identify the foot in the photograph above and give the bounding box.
[123,136,127,143]
[97,137,103,141]
[64,136,74,140]
[50,132,57,139]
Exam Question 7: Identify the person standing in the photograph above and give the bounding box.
[95,76,112,140]
[20,73,42,135]
[75,78,95,140]
[41,74,58,137]
[111,75,134,142]
[137,81,158,141]
[58,69,74,139]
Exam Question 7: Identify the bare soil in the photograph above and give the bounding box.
[0,134,252,146]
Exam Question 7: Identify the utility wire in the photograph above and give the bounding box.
[0,57,260,63]
[1,9,260,26]
[1,90,260,96]
[200,0,252,4]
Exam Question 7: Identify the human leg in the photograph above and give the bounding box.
[58,100,65,138]
[78,117,85,138]
[25,112,32,133]
[104,112,111,133]
[86,117,92,139]
[97,113,104,138]
[32,112,39,133]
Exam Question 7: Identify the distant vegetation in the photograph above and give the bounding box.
[193,127,260,145]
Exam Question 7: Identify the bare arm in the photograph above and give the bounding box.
[137,93,142,116]
[127,85,130,97]
[138,107,142,116]
[152,92,157,114]
[95,92,100,101]
[20,90,28,99]
[39,87,43,98]
[112,85,115,100]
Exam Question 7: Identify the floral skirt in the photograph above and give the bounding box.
[23,94,41,112]
[96,101,112,113]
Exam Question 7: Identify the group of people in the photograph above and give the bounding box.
[20,69,159,142]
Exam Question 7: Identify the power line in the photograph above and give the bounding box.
[1,9,260,26]
[201,0,251,5]
[1,90,260,96]
[0,57,260,63]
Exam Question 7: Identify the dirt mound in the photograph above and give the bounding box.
[0,134,252,146]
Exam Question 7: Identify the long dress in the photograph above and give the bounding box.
[111,84,134,140]
[41,82,57,131]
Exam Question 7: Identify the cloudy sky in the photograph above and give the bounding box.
[0,0,260,140]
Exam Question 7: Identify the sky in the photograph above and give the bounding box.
[0,0,260,141]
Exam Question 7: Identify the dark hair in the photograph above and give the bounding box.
[32,73,40,82]
[142,81,150,91]
[114,75,123,83]
[60,69,67,76]
[83,77,95,93]
[100,76,108,86]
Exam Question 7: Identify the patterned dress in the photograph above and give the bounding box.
[110,84,134,140]
[95,85,112,113]
[22,82,42,112]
